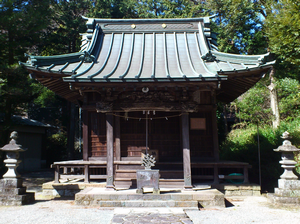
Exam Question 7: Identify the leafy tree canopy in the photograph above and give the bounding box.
[266,0,300,66]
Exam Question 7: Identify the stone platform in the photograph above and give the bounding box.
[39,179,261,200]
[75,188,225,208]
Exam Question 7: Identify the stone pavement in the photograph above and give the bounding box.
[111,208,193,224]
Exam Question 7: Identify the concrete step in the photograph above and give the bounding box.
[75,187,225,208]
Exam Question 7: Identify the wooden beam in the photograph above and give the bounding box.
[181,113,193,190]
[106,113,115,189]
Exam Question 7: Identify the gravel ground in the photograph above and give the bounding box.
[0,196,299,224]
[186,196,300,224]
[1,171,299,224]
[0,200,114,224]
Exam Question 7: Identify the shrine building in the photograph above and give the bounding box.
[22,17,274,190]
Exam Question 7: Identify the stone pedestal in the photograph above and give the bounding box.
[0,178,34,206]
[136,170,160,194]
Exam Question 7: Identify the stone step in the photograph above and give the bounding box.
[75,187,225,208]
[76,199,198,207]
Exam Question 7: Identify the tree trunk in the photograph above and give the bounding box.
[268,68,280,128]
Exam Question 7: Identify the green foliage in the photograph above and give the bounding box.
[221,119,300,192]
[275,78,300,120]
[266,0,300,65]
[40,0,90,55]
[235,77,300,124]
[0,0,51,65]
[206,0,267,54]
[235,82,272,125]
[45,131,68,166]
[131,0,207,18]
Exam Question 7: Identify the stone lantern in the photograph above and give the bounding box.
[273,131,300,180]
[0,131,34,206]
[269,131,300,205]
[0,131,26,178]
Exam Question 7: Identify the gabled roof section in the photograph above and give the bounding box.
[22,17,274,102]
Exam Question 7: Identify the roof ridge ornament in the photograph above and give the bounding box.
[201,51,217,62]
[79,51,95,63]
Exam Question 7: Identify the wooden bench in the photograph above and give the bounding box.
[51,160,142,183]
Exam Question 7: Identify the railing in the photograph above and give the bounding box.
[51,160,251,184]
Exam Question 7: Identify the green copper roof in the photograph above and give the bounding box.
[22,17,274,102]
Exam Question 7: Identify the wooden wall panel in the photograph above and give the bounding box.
[89,112,109,157]
[189,111,214,159]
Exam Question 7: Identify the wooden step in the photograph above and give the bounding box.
[114,177,184,189]
[115,170,137,179]
[115,169,184,179]
[159,179,184,188]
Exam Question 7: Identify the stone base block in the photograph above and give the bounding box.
[0,192,34,206]
[268,193,300,205]
[0,178,23,188]
[0,178,34,206]
[278,179,300,190]
[212,184,261,196]
[275,188,300,197]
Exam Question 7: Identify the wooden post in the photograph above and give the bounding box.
[106,113,114,190]
[115,113,121,161]
[181,113,193,190]
[82,110,89,161]
[84,164,89,183]
[243,166,249,184]
[213,164,219,184]
[54,165,60,183]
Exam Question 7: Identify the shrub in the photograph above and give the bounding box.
[220,119,300,192]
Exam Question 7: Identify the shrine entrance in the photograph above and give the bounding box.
[120,111,181,162]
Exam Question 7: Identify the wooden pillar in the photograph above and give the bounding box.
[181,113,193,190]
[115,113,121,161]
[106,113,114,190]
[82,110,89,161]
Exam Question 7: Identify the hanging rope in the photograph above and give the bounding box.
[112,113,182,120]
